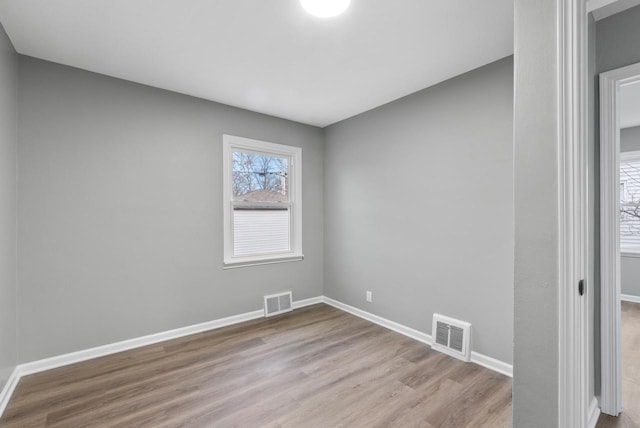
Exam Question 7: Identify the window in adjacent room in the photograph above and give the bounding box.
[223,135,302,267]
[620,150,640,253]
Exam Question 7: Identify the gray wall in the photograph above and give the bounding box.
[324,57,514,364]
[596,4,640,73]
[17,56,324,363]
[0,23,18,390]
[620,126,640,152]
[513,0,560,426]
[620,126,640,297]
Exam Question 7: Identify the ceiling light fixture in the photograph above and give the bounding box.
[300,0,351,18]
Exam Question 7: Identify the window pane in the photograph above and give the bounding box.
[223,135,301,266]
[620,157,640,247]
[232,151,289,203]
[233,208,290,256]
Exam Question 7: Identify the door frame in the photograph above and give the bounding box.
[599,61,640,416]
[558,1,590,426]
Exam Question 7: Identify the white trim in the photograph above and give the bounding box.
[292,296,324,309]
[322,297,431,345]
[21,296,323,376]
[600,62,640,417]
[19,309,262,376]
[322,296,513,378]
[0,295,514,420]
[222,134,303,268]
[469,352,513,378]
[222,255,303,269]
[600,67,622,417]
[621,294,640,303]
[557,0,590,426]
[0,367,20,418]
[588,397,601,428]
[0,296,323,420]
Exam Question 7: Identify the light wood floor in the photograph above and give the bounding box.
[0,304,512,428]
[597,301,640,428]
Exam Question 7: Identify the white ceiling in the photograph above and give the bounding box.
[621,81,640,129]
[0,0,514,127]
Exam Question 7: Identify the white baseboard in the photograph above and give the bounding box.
[588,396,601,428]
[0,367,20,418]
[621,294,640,304]
[0,296,323,419]
[322,297,432,345]
[292,296,324,309]
[469,351,513,378]
[0,294,513,420]
[20,296,325,377]
[322,296,513,377]
[19,309,264,376]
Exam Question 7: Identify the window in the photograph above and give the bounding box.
[223,135,302,267]
[620,150,640,253]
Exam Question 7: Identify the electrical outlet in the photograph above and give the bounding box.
[366,290,373,302]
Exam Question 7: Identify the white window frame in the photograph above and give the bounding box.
[222,134,303,268]
[620,150,640,255]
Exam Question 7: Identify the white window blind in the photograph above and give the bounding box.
[233,209,290,256]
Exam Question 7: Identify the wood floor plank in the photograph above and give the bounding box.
[371,378,463,428]
[425,368,508,428]
[0,303,512,428]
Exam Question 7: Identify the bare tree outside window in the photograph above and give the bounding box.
[620,156,640,247]
[232,151,288,201]
[223,135,302,265]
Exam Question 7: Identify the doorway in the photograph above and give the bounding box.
[599,62,640,424]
